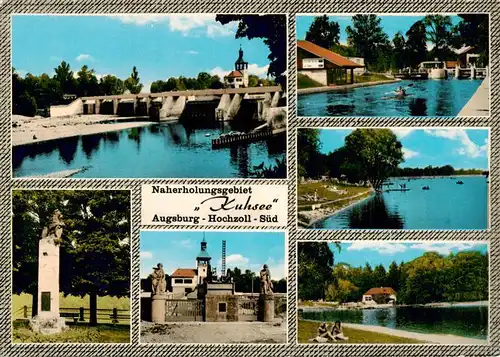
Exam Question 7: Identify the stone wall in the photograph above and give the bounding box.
[205,295,239,322]
[49,99,83,118]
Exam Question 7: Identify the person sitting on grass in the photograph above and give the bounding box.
[308,322,336,343]
[331,320,349,341]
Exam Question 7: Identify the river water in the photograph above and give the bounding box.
[297,79,483,117]
[12,122,286,178]
[301,304,488,340]
[311,176,488,230]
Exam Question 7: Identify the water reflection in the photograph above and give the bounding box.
[347,194,404,229]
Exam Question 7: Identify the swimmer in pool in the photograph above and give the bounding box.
[395,86,407,97]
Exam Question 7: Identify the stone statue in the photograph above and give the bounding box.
[260,264,274,295]
[150,263,166,295]
[41,209,65,240]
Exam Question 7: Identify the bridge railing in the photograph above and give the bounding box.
[212,129,274,149]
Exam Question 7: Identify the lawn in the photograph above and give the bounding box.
[12,293,130,324]
[12,320,130,343]
[298,73,325,89]
[297,181,371,206]
[334,73,394,85]
[298,320,424,344]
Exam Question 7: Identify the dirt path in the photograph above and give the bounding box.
[141,319,287,344]
[343,323,486,344]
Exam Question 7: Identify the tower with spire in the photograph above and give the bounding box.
[196,235,212,285]
[225,46,249,88]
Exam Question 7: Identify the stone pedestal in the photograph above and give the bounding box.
[151,294,167,323]
[258,294,274,322]
[29,316,67,335]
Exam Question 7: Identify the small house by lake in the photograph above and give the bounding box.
[362,287,397,305]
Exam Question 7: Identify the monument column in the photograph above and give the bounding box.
[30,209,68,334]
[150,263,167,323]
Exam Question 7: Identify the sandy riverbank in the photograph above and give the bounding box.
[342,323,486,344]
[297,79,401,95]
[298,190,374,227]
[458,77,489,116]
[12,114,156,147]
[140,319,286,344]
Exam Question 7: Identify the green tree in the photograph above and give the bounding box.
[341,129,404,191]
[124,66,143,94]
[196,72,212,89]
[346,15,390,69]
[298,242,339,301]
[76,65,99,97]
[305,15,340,49]
[386,261,401,293]
[54,61,76,95]
[405,20,428,69]
[392,31,406,70]
[216,15,287,89]
[297,128,322,179]
[99,75,125,95]
[452,14,489,67]
[248,74,259,87]
[424,15,453,60]
[372,264,387,287]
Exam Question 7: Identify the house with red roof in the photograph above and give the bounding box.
[297,40,365,86]
[362,287,397,305]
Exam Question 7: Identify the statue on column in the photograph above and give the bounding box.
[260,264,274,295]
[150,263,166,295]
[41,209,65,240]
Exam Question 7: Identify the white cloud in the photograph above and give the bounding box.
[209,64,270,81]
[225,254,249,265]
[116,14,236,38]
[186,50,199,55]
[347,242,408,255]
[392,128,415,139]
[409,242,483,255]
[140,251,153,259]
[403,147,420,159]
[424,129,488,158]
[76,54,94,62]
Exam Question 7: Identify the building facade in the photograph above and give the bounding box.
[225,46,249,88]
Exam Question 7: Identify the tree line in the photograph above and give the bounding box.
[305,14,489,73]
[298,128,485,189]
[12,190,130,325]
[298,242,488,304]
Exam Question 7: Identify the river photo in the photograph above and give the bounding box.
[302,304,488,340]
[311,176,488,229]
[297,79,483,117]
[13,121,286,178]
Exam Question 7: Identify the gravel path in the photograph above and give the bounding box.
[141,319,287,344]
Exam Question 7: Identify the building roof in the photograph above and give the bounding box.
[297,40,365,68]
[455,46,475,55]
[235,47,248,65]
[364,287,396,296]
[226,70,243,78]
[172,268,197,278]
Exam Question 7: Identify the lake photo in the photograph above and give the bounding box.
[298,241,489,344]
[12,14,287,178]
[297,128,489,230]
[296,14,489,117]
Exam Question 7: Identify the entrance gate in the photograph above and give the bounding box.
[165,299,204,321]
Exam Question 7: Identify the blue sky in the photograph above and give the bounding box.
[140,231,286,279]
[12,15,276,92]
[296,14,461,46]
[329,242,488,269]
[316,128,489,170]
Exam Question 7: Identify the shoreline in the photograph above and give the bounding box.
[299,190,374,228]
[12,114,157,147]
[458,77,489,116]
[297,79,401,95]
[299,300,488,310]
[342,323,486,344]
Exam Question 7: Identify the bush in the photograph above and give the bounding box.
[15,92,38,117]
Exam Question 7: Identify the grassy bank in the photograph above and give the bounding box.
[297,181,370,206]
[298,73,325,89]
[298,320,423,344]
[13,320,130,343]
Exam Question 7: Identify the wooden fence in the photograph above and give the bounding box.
[16,305,130,324]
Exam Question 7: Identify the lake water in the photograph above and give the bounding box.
[12,122,286,178]
[302,304,488,340]
[297,79,483,117]
[311,176,488,230]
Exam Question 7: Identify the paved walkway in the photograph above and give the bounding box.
[458,77,490,116]
[297,79,401,95]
